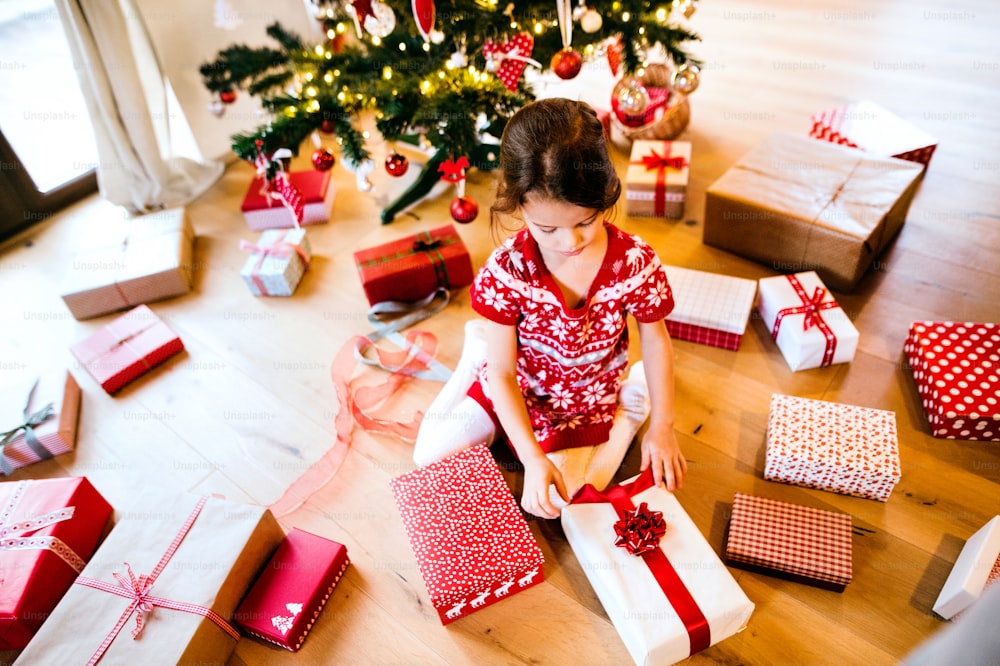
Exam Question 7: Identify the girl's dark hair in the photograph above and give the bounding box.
[491,98,621,232]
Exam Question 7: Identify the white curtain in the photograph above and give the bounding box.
[54,0,223,214]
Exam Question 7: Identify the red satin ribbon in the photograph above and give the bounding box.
[268,329,439,519]
[74,496,241,665]
[571,469,711,656]
[770,274,839,367]
[240,239,310,296]
[631,143,689,216]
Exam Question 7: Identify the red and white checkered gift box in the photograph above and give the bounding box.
[758,271,859,371]
[904,321,1000,441]
[389,444,545,625]
[724,492,853,592]
[562,470,754,665]
[809,99,937,169]
[764,393,901,502]
[663,266,757,351]
[933,515,1000,620]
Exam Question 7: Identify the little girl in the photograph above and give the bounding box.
[413,97,686,518]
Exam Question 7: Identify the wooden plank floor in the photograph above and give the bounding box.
[2,0,999,663]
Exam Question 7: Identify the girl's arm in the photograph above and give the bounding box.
[483,319,569,519]
[636,319,687,490]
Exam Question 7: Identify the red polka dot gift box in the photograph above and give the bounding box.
[724,492,853,593]
[561,470,754,665]
[764,393,901,502]
[903,321,1000,441]
[389,444,545,625]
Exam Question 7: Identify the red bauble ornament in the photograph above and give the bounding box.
[311,148,336,171]
[385,152,409,177]
[320,119,336,134]
[450,195,478,224]
[219,89,237,104]
[551,48,582,80]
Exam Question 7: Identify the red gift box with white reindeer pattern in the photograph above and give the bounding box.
[389,444,545,625]
[764,393,901,502]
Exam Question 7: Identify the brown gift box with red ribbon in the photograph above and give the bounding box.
[14,492,284,665]
[0,477,113,650]
[704,133,924,293]
[60,208,194,321]
[69,305,184,395]
[353,224,474,306]
[625,140,691,219]
[1,370,81,476]
[561,470,754,664]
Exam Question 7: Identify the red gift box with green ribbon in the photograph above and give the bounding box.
[0,477,113,649]
[625,140,691,219]
[69,304,184,395]
[353,225,474,306]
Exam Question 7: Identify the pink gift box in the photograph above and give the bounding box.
[809,99,937,168]
[663,265,757,351]
[904,321,1000,441]
[1,370,81,476]
[764,393,901,502]
[241,170,335,231]
[389,444,545,625]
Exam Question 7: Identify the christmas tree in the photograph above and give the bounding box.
[200,0,701,223]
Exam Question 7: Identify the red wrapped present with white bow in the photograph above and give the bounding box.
[764,393,902,502]
[758,271,859,371]
[663,265,757,351]
[235,528,350,651]
[724,492,853,592]
[904,321,1000,441]
[1,370,81,476]
[0,477,113,649]
[69,304,184,395]
[561,470,754,665]
[15,492,284,664]
[809,99,937,168]
[239,228,312,297]
[241,170,335,231]
[933,516,1000,619]
[625,140,691,219]
[389,444,545,625]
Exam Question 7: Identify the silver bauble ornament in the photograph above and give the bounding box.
[617,77,649,115]
[364,1,396,38]
[671,63,701,95]
[580,8,602,33]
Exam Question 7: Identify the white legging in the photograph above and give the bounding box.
[413,320,650,503]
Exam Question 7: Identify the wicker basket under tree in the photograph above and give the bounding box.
[609,63,692,154]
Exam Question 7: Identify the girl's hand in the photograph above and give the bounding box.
[640,421,687,491]
[521,454,569,519]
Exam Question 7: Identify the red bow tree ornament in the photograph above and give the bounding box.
[613,502,667,556]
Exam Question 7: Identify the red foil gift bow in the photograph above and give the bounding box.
[631,143,688,216]
[239,237,310,296]
[571,469,711,656]
[770,274,840,367]
[74,496,241,666]
[613,501,668,556]
[0,480,87,572]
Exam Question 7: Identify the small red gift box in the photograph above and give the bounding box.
[904,321,1000,441]
[389,444,545,625]
[69,304,184,395]
[764,393,901,502]
[663,265,757,351]
[0,477,113,649]
[235,528,350,651]
[353,225,475,306]
[725,492,853,592]
[625,140,691,219]
[241,170,335,231]
[1,370,81,476]
[933,515,1000,619]
[809,99,937,168]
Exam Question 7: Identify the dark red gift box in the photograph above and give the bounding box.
[234,528,349,651]
[353,225,474,306]
[0,477,113,649]
[69,304,184,395]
